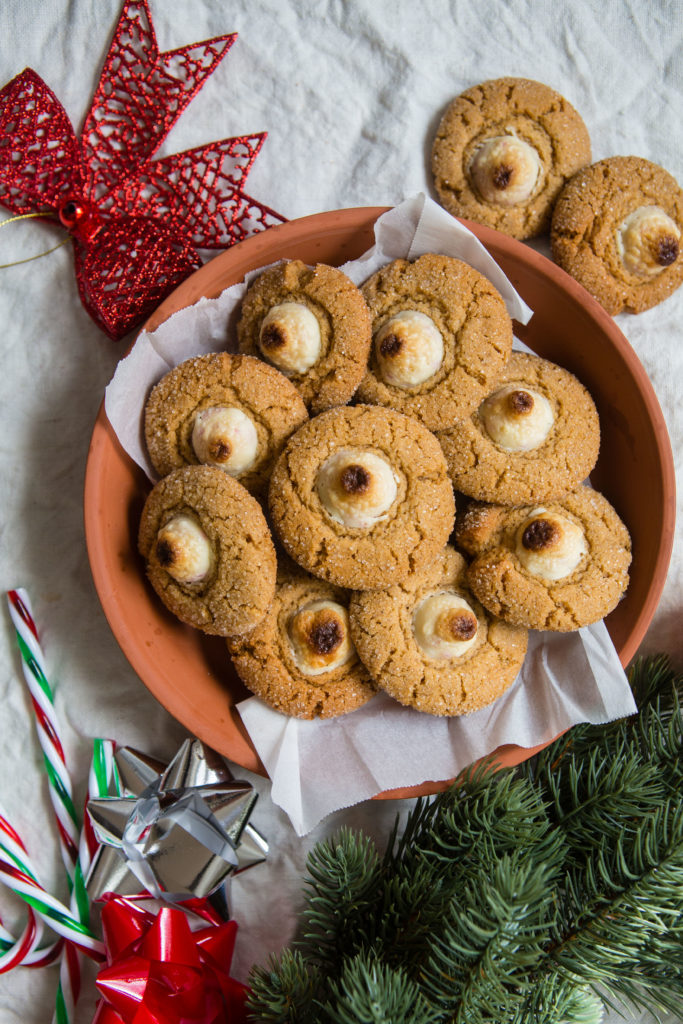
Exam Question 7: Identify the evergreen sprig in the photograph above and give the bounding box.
[247,655,683,1023]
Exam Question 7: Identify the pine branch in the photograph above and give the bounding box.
[302,827,382,974]
[247,949,321,1023]
[247,655,683,1023]
[323,953,442,1024]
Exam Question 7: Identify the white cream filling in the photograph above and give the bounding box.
[288,599,354,676]
[515,507,587,581]
[616,205,680,276]
[480,385,554,451]
[374,310,444,388]
[316,448,398,530]
[413,591,479,660]
[156,514,213,585]
[191,406,258,475]
[468,134,542,207]
[258,301,321,374]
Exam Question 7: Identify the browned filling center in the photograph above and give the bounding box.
[655,235,679,267]
[307,614,344,656]
[340,464,371,494]
[156,539,175,567]
[507,389,534,414]
[260,324,286,350]
[522,518,560,551]
[379,332,403,357]
[446,610,478,641]
[493,164,513,189]
[208,439,232,462]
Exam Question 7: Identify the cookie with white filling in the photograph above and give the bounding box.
[268,405,455,590]
[349,546,527,716]
[551,156,683,314]
[455,486,631,631]
[138,465,276,636]
[236,259,372,413]
[431,77,591,239]
[227,560,375,719]
[144,353,308,494]
[356,253,513,430]
[437,351,600,505]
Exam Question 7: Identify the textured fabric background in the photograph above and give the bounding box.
[0,1,680,1020]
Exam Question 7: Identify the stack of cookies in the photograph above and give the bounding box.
[431,76,683,315]
[137,249,631,723]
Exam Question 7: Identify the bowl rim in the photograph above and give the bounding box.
[84,204,676,789]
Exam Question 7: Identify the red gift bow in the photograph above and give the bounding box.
[92,896,249,1024]
[0,0,286,341]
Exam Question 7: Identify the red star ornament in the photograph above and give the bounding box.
[0,0,286,340]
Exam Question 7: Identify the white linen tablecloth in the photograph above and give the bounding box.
[0,1,680,1021]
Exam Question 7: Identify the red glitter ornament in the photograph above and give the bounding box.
[0,0,286,340]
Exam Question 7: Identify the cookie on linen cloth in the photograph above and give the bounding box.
[356,253,513,431]
[144,353,308,494]
[349,546,527,717]
[227,560,375,719]
[551,156,683,314]
[455,486,631,632]
[436,351,600,505]
[268,404,455,591]
[138,465,276,637]
[236,259,372,414]
[431,77,591,240]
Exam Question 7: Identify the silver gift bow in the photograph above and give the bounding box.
[86,738,267,914]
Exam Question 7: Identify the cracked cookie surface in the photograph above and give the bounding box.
[356,254,513,430]
[437,351,600,505]
[268,405,456,590]
[455,486,631,631]
[349,546,527,716]
[227,559,376,719]
[138,465,276,637]
[431,77,591,239]
[144,353,308,494]
[551,156,683,314]
[236,259,372,414]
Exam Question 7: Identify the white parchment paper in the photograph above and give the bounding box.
[104,192,636,836]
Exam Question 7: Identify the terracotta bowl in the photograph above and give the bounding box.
[84,207,675,798]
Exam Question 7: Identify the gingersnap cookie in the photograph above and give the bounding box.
[138,465,276,637]
[356,253,513,430]
[227,560,375,719]
[437,351,600,505]
[551,156,683,314]
[349,546,527,717]
[236,259,372,414]
[455,486,631,631]
[268,405,455,590]
[144,353,308,494]
[431,77,591,240]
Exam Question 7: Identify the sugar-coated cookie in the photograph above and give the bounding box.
[437,351,600,505]
[268,405,455,590]
[551,156,683,314]
[236,259,372,413]
[138,465,276,636]
[144,353,308,494]
[456,486,631,631]
[431,77,591,239]
[356,253,513,430]
[227,559,375,719]
[349,546,527,716]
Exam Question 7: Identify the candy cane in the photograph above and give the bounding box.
[7,590,80,879]
[0,852,103,958]
[0,806,63,970]
[53,739,119,1024]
